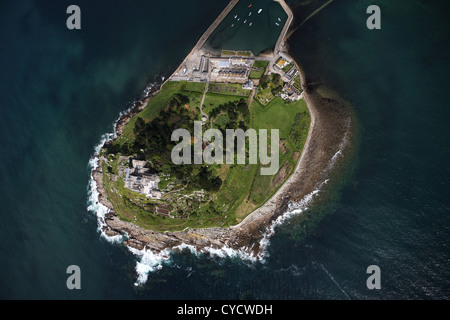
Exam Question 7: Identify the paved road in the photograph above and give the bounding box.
[199,80,209,120]
[274,0,294,55]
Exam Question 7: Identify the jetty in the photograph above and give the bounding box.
[171,0,239,79]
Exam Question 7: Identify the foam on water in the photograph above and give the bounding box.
[126,241,264,286]
[258,188,321,257]
[86,125,350,285]
[87,154,123,244]
[127,246,172,286]
[86,83,156,243]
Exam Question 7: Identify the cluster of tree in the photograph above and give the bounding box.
[132,93,194,150]
[209,98,250,132]
[271,85,283,96]
[106,93,222,192]
[259,75,270,89]
[259,73,283,91]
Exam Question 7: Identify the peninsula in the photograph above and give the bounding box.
[90,0,353,257]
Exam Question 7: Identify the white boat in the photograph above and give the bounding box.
[234,15,237,19]
[231,24,234,27]
[244,19,247,23]
[237,18,240,21]
[258,9,262,13]
[275,22,280,26]
[249,22,253,26]
[249,12,252,16]
[278,17,281,22]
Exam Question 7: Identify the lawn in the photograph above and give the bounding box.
[245,97,310,209]
[181,81,206,93]
[255,73,284,105]
[202,92,246,116]
[253,60,270,69]
[204,96,310,222]
[221,50,252,57]
[214,163,258,219]
[114,81,203,146]
[237,51,252,56]
[249,60,270,79]
[102,160,236,232]
[102,77,311,230]
[221,50,235,56]
[208,82,251,97]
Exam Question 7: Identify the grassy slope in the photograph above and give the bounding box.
[104,80,310,230]
[115,81,204,146]
[249,60,270,79]
[245,98,309,213]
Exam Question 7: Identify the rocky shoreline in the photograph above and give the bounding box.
[91,62,354,257]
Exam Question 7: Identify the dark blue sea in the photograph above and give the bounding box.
[0,0,449,299]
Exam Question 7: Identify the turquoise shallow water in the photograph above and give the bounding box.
[0,0,449,299]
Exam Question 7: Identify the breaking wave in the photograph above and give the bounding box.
[129,243,260,286]
[86,84,158,243]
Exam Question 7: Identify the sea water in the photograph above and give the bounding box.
[0,0,449,299]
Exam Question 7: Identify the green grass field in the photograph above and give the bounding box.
[221,50,252,57]
[249,60,270,79]
[253,60,270,69]
[182,81,206,93]
[102,78,310,230]
[202,92,246,116]
[208,82,251,97]
[115,81,203,146]
[282,62,294,73]
[245,97,309,209]
[205,96,310,220]
[237,51,251,56]
[221,50,235,56]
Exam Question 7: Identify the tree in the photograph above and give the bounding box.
[272,73,281,84]
[260,75,269,89]
[271,85,283,96]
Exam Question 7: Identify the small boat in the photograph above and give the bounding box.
[275,22,280,26]
[237,18,240,21]
[234,15,237,19]
[249,22,253,27]
[244,19,247,23]
[231,24,234,27]
[248,4,252,8]
[258,9,262,13]
[249,12,252,16]
[278,17,281,22]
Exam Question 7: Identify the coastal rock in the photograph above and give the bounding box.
[105,229,121,237]
[89,2,354,258]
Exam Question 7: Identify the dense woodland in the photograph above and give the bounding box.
[106,92,252,193]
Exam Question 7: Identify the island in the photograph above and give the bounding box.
[90,0,353,258]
